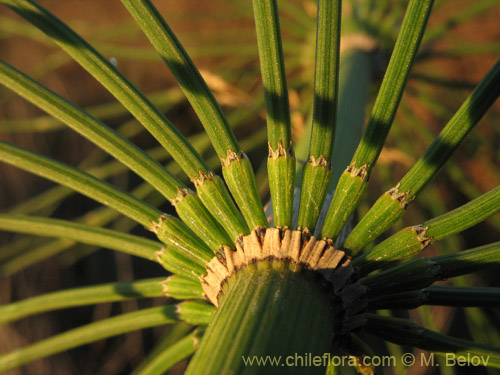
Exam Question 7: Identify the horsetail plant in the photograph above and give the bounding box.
[0,0,499,374]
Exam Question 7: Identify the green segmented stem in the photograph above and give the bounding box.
[297,159,332,232]
[154,216,213,272]
[0,278,165,324]
[0,305,182,373]
[2,156,168,276]
[176,300,216,326]
[0,60,233,250]
[186,260,333,375]
[174,191,233,250]
[0,142,214,267]
[2,0,250,240]
[365,314,500,368]
[266,150,295,228]
[119,0,262,234]
[0,214,162,261]
[297,0,340,232]
[251,0,294,228]
[353,185,500,273]
[342,58,500,253]
[163,275,205,301]
[361,242,500,294]
[156,247,207,281]
[137,328,205,375]
[320,164,369,240]
[194,172,249,241]
[186,260,334,375]
[222,151,269,230]
[320,0,434,241]
[369,286,500,310]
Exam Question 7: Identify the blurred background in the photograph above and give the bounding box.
[0,0,499,374]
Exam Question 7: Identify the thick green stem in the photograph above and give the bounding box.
[186,260,335,374]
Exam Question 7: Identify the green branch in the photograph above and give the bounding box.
[0,305,182,373]
[297,0,341,232]
[0,59,233,250]
[119,0,265,233]
[342,57,500,253]
[354,185,500,273]
[120,0,239,156]
[0,278,165,324]
[365,314,500,368]
[1,0,207,179]
[320,0,434,241]
[163,275,205,301]
[361,241,500,294]
[0,142,215,266]
[137,328,205,375]
[0,140,160,228]
[251,0,295,228]
[369,285,500,310]
[0,214,162,261]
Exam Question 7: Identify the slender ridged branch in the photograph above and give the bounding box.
[251,0,294,228]
[176,300,215,326]
[267,144,295,228]
[0,214,162,261]
[1,127,267,276]
[361,241,500,294]
[297,155,332,232]
[0,278,165,324]
[0,303,214,373]
[0,140,159,228]
[365,314,500,368]
[353,185,500,273]
[2,160,166,276]
[119,0,265,232]
[297,0,340,232]
[137,328,205,375]
[369,286,500,310]
[2,0,249,240]
[0,306,180,373]
[156,247,208,281]
[251,0,291,150]
[1,0,205,178]
[0,60,233,251]
[221,150,269,230]
[342,58,500,253]
[424,186,500,238]
[308,0,341,161]
[320,0,434,241]
[0,142,214,267]
[120,0,239,156]
[163,275,205,301]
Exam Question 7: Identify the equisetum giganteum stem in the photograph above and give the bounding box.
[186,228,367,374]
